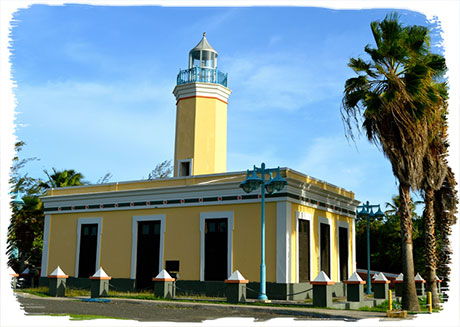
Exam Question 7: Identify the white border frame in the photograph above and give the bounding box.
[130,214,166,280]
[276,202,292,283]
[75,217,102,278]
[40,215,51,277]
[177,158,193,177]
[336,220,350,281]
[296,211,313,283]
[200,211,234,281]
[318,216,333,280]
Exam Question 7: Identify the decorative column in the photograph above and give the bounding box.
[47,266,68,297]
[311,271,335,307]
[394,273,403,297]
[152,270,175,299]
[20,268,33,288]
[225,270,249,303]
[8,267,19,290]
[372,272,390,299]
[414,273,426,296]
[344,272,366,302]
[435,275,442,294]
[90,267,111,298]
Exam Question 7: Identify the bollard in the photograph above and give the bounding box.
[394,273,403,297]
[389,289,392,310]
[344,272,366,303]
[311,271,335,307]
[152,270,175,299]
[428,291,432,313]
[90,267,111,298]
[372,272,390,299]
[47,266,68,297]
[414,273,425,296]
[225,270,249,303]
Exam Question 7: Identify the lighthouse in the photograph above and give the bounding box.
[172,33,232,177]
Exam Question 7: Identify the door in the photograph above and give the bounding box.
[320,223,331,278]
[339,227,349,281]
[136,221,161,289]
[299,219,310,282]
[78,224,98,278]
[204,218,228,281]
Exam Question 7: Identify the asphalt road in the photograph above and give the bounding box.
[15,292,391,323]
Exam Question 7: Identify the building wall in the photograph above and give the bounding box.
[46,201,278,282]
[290,203,354,282]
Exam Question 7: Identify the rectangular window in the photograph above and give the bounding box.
[180,161,190,176]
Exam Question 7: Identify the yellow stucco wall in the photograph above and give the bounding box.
[47,202,278,282]
[173,96,227,177]
[290,203,354,282]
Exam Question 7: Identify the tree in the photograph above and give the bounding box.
[420,81,449,308]
[341,14,446,310]
[8,142,44,274]
[147,160,173,180]
[433,167,458,291]
[40,168,86,189]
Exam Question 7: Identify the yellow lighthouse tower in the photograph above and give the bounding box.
[172,33,231,177]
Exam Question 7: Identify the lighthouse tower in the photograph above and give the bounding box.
[172,33,232,177]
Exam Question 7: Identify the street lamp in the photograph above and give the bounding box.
[356,201,384,294]
[240,163,287,301]
[11,191,25,210]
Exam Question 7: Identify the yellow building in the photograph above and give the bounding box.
[40,34,359,299]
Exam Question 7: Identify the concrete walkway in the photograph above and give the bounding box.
[16,291,413,323]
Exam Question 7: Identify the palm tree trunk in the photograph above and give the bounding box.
[399,184,421,311]
[423,187,440,308]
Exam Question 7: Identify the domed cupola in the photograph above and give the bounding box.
[189,32,218,69]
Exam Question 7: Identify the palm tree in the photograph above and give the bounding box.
[434,167,458,292]
[420,82,449,308]
[341,13,446,311]
[40,168,86,189]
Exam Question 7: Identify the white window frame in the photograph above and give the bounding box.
[296,211,313,283]
[130,214,166,280]
[75,217,102,278]
[200,211,234,281]
[337,220,350,281]
[177,158,193,177]
[318,216,333,280]
[40,215,51,277]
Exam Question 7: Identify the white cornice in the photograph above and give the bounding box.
[172,82,232,103]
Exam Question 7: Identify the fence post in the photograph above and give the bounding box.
[90,267,111,298]
[225,270,249,303]
[311,271,335,307]
[152,270,176,299]
[47,266,68,297]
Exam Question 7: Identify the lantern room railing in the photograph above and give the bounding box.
[177,67,228,87]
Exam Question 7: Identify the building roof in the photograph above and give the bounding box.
[189,32,217,56]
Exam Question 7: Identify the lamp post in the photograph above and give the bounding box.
[11,191,25,210]
[356,201,384,294]
[240,163,287,301]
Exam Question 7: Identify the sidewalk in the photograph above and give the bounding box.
[15,291,414,323]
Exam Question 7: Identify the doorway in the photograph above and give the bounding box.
[320,222,331,278]
[204,218,228,281]
[298,219,311,282]
[136,220,161,289]
[78,223,98,278]
[339,226,349,281]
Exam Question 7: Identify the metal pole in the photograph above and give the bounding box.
[366,202,372,294]
[258,163,268,300]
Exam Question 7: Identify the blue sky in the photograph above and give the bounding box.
[7,5,452,210]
